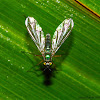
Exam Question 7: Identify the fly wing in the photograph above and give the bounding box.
[52,18,74,56]
[25,17,45,55]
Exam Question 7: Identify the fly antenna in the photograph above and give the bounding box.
[43,68,51,71]
[43,68,47,71]
[49,68,51,71]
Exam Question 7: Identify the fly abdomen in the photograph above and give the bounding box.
[45,33,51,52]
[45,33,52,61]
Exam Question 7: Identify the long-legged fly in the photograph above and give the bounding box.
[25,17,74,71]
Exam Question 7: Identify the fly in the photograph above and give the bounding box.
[25,17,74,71]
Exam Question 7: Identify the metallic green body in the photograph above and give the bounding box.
[45,34,52,62]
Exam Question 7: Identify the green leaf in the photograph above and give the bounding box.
[79,0,100,14]
[0,0,100,100]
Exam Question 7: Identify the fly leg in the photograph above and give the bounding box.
[53,63,62,74]
[27,60,43,72]
[21,51,42,57]
[21,51,43,72]
[53,63,59,72]
[53,55,62,57]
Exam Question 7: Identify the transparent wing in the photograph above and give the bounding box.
[52,18,74,56]
[25,17,45,55]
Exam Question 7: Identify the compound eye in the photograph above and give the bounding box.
[43,62,46,65]
[49,62,52,65]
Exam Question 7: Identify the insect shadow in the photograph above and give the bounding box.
[38,66,56,86]
[42,68,55,86]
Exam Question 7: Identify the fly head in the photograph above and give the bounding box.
[43,61,53,71]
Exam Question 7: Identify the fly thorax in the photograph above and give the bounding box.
[45,54,50,61]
